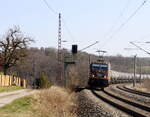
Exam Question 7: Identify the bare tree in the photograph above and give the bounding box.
[0,26,33,75]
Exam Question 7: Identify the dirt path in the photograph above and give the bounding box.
[0,89,36,107]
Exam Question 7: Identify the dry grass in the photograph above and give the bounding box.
[0,86,77,117]
[134,79,150,92]
[141,79,150,92]
[31,86,77,117]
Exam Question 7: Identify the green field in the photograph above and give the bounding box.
[0,86,22,93]
[0,72,4,75]
[0,96,35,117]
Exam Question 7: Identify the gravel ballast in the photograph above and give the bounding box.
[75,89,130,117]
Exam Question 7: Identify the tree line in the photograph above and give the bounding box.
[0,26,150,88]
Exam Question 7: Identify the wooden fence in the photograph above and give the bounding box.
[0,75,27,88]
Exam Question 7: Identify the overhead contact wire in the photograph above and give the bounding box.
[103,0,148,47]
[41,0,76,42]
[105,0,131,38]
[62,18,75,42]
[110,0,147,38]
[42,0,58,15]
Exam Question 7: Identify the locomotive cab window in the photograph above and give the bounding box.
[91,64,108,70]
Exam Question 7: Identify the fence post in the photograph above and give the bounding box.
[0,75,1,86]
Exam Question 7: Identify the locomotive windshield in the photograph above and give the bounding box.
[91,64,108,71]
[88,63,110,88]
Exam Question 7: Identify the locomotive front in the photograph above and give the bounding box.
[88,62,110,88]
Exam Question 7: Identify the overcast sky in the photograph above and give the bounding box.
[0,0,150,57]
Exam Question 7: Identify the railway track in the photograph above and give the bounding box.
[91,88,150,117]
[116,86,150,98]
[109,84,150,107]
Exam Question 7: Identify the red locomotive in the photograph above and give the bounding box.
[88,59,110,88]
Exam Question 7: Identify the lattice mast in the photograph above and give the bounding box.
[58,13,62,63]
[57,13,62,81]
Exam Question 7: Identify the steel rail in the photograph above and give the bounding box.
[117,86,150,98]
[92,90,148,117]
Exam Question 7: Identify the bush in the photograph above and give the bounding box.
[39,72,51,88]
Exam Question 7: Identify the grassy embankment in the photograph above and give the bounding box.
[0,86,77,117]
[0,86,22,93]
[133,79,150,92]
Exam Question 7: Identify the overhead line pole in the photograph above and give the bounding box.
[58,13,62,63]
[57,13,63,85]
[139,62,142,84]
[124,47,138,87]
[133,55,137,87]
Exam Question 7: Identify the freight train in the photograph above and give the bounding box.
[88,59,150,88]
